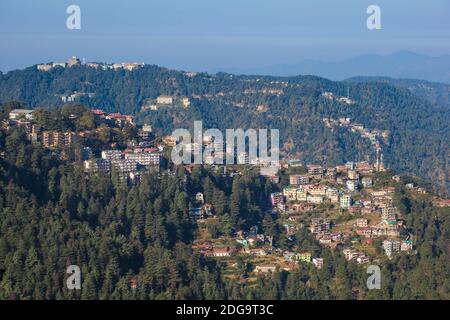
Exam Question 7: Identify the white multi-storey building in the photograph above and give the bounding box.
[346,180,359,192]
[340,194,352,208]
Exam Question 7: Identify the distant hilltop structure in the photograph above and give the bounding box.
[321,91,355,105]
[37,56,145,72]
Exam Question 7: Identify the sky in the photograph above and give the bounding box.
[0,0,449,72]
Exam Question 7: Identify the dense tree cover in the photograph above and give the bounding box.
[0,123,448,300]
[347,76,450,110]
[0,66,448,193]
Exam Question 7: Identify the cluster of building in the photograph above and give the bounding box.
[40,130,75,149]
[2,110,76,150]
[162,132,278,169]
[270,160,416,261]
[318,187,413,260]
[342,248,371,264]
[193,225,275,259]
[271,162,379,211]
[323,117,389,172]
[37,56,145,72]
[141,95,190,111]
[84,147,161,183]
[321,91,355,105]
[61,92,95,103]
[191,242,235,257]
[234,227,273,256]
[189,204,214,221]
[37,56,82,71]
[3,108,143,153]
[90,109,136,127]
[382,239,413,258]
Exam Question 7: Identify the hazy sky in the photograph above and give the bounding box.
[0,0,449,72]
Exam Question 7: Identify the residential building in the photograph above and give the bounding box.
[296,189,308,202]
[299,252,312,263]
[310,218,330,234]
[325,167,336,179]
[312,258,323,269]
[307,164,324,178]
[124,151,160,167]
[283,251,297,263]
[289,174,310,186]
[106,113,134,126]
[283,187,298,202]
[112,159,138,175]
[212,246,232,257]
[307,184,327,196]
[381,206,397,221]
[346,179,359,192]
[42,131,74,149]
[67,56,81,67]
[84,158,111,173]
[270,192,284,206]
[237,152,249,165]
[189,208,206,220]
[196,192,204,204]
[340,194,352,208]
[181,97,190,108]
[401,240,413,252]
[348,170,359,180]
[102,150,123,161]
[361,177,373,188]
[254,265,277,273]
[356,256,370,264]
[37,64,52,71]
[288,159,302,167]
[343,248,358,261]
[138,124,152,140]
[345,161,356,170]
[356,218,368,228]
[356,227,372,238]
[9,109,34,120]
[383,239,401,257]
[307,195,324,204]
[326,187,339,202]
[157,95,173,105]
[52,62,66,68]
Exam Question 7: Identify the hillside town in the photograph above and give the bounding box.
[2,105,449,279]
[2,107,161,185]
[189,158,426,275]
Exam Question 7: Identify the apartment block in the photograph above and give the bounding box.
[289,174,310,186]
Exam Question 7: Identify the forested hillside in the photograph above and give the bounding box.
[0,125,448,299]
[0,65,448,193]
[347,76,450,110]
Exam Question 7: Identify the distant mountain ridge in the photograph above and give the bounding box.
[222,51,450,84]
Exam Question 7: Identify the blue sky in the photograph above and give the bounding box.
[0,0,449,72]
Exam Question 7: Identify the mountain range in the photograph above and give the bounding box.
[221,51,450,84]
